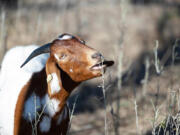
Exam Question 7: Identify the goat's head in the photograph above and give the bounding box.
[21,33,114,82]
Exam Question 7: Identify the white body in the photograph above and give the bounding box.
[0,45,49,135]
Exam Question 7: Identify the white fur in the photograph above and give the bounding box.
[23,92,41,121]
[0,45,49,134]
[58,34,72,40]
[41,94,60,117]
[39,116,51,133]
[54,54,60,61]
[70,69,73,73]
[50,73,61,94]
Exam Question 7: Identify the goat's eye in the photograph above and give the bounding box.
[60,54,67,60]
[81,40,86,44]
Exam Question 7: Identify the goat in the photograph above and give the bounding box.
[0,33,114,135]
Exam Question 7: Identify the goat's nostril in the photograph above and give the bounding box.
[92,52,103,59]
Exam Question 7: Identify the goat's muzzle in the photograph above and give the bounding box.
[90,60,114,71]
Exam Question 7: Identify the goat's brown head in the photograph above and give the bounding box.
[21,33,114,82]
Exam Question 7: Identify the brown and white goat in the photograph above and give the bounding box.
[0,34,114,135]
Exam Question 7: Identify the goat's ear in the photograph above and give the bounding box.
[46,57,60,75]
[46,57,61,96]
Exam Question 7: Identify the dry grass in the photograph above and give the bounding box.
[0,0,180,135]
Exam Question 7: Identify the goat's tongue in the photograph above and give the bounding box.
[92,60,114,69]
[102,60,114,67]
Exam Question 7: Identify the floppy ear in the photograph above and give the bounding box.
[46,57,61,96]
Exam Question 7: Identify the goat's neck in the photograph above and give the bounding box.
[46,63,80,118]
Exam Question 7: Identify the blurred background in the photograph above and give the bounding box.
[0,0,180,134]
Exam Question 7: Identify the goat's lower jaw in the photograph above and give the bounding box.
[91,65,106,70]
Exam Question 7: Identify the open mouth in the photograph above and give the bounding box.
[91,60,114,70]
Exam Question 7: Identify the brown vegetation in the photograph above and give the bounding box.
[0,0,180,135]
